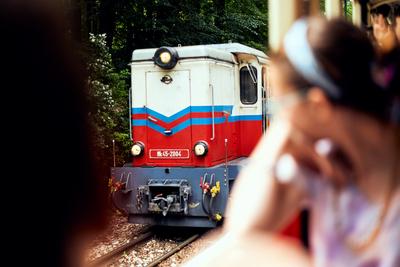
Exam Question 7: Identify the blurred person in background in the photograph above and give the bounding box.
[1,0,108,266]
[393,4,400,42]
[372,4,400,124]
[370,4,399,52]
[185,16,400,267]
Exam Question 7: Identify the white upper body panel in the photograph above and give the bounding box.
[131,43,268,64]
[130,43,268,118]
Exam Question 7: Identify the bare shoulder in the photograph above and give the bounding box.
[183,231,311,267]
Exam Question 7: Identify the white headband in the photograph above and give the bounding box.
[283,18,341,99]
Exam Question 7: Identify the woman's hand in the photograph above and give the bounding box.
[224,118,353,235]
[223,120,310,234]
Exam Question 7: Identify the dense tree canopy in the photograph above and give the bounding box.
[76,0,268,67]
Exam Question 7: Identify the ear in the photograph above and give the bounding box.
[306,87,333,124]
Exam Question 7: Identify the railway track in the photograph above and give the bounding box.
[88,226,201,267]
[145,234,200,267]
[88,226,155,267]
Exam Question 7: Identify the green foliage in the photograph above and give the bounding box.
[87,33,130,166]
[344,0,353,21]
[320,0,326,15]
[99,0,268,68]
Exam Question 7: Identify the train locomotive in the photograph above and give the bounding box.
[111,43,271,227]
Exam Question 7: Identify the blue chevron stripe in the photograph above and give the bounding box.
[132,105,234,123]
[132,114,262,136]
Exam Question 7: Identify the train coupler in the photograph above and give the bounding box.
[137,179,192,216]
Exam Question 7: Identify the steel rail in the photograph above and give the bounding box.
[88,226,154,267]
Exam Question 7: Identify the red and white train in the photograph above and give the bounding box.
[111,43,274,228]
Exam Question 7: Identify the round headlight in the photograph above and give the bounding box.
[131,142,144,156]
[159,51,172,64]
[194,141,208,156]
[153,47,178,69]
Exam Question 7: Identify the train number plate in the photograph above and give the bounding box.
[149,149,190,159]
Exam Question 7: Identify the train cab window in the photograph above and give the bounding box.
[240,65,258,104]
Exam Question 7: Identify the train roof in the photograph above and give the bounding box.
[131,43,268,64]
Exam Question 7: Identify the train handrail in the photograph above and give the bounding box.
[210,84,215,141]
[129,87,133,140]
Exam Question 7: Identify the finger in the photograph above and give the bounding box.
[314,139,353,187]
[285,129,335,178]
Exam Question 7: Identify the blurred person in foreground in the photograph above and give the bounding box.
[184,17,400,267]
[1,0,108,266]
